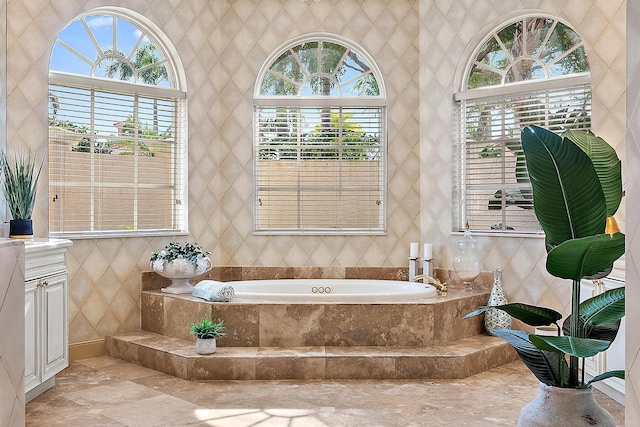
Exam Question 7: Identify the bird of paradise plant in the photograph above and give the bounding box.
[466,125,625,389]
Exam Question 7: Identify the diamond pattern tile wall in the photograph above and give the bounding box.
[4,0,626,345]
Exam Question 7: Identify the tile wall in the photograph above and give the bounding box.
[0,239,25,427]
[626,1,639,423]
[4,0,627,348]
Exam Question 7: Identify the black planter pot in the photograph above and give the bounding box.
[9,219,33,238]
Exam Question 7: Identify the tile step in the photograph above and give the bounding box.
[106,331,518,381]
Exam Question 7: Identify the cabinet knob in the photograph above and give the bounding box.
[38,280,49,287]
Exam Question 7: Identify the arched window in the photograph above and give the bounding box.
[453,16,590,234]
[254,34,386,233]
[48,9,186,237]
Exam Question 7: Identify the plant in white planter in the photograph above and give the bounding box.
[190,318,225,355]
[150,242,212,294]
[0,149,43,238]
[466,126,625,426]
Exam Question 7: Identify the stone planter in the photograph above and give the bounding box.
[152,257,212,294]
[195,337,217,355]
[518,382,616,426]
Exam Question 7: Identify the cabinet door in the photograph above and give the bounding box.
[24,279,39,393]
[41,273,68,381]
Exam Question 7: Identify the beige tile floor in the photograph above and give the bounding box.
[26,357,624,426]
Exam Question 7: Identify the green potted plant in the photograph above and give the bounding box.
[150,242,212,294]
[0,149,43,238]
[465,125,625,426]
[190,318,225,355]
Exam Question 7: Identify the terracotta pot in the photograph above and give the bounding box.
[518,382,616,427]
[195,337,217,355]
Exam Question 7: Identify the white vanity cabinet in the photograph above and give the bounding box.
[24,239,72,402]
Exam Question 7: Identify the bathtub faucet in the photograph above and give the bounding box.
[413,274,447,296]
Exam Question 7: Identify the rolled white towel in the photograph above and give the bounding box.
[192,280,235,302]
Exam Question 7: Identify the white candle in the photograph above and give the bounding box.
[423,243,433,260]
[410,242,419,258]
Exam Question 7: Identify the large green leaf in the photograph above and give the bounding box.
[491,329,568,387]
[529,335,611,358]
[587,370,625,386]
[562,129,623,217]
[464,303,561,327]
[561,287,625,343]
[545,233,625,280]
[521,125,607,248]
[580,287,625,327]
[562,317,621,343]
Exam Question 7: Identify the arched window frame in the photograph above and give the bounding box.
[253,33,387,234]
[453,15,591,235]
[48,7,188,238]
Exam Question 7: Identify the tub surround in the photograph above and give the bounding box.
[140,286,491,346]
[107,278,517,381]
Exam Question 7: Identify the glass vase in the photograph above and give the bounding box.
[484,267,511,334]
[452,223,481,290]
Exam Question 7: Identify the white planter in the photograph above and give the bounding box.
[195,337,217,355]
[152,257,212,294]
[518,383,616,427]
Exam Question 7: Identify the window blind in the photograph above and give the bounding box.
[254,106,385,233]
[48,83,186,236]
[453,83,591,233]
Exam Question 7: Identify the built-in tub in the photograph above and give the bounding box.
[227,279,437,302]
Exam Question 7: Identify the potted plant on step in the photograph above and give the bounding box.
[465,126,625,426]
[0,149,43,238]
[150,241,212,294]
[190,318,225,355]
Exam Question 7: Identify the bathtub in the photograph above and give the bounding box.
[227,279,437,302]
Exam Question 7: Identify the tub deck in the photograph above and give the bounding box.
[107,285,518,380]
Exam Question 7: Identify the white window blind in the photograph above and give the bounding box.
[255,105,385,233]
[49,83,185,236]
[453,83,591,233]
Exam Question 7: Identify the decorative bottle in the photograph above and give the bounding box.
[484,267,511,334]
[452,222,481,290]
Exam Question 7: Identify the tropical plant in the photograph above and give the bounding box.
[0,150,43,220]
[100,44,168,132]
[190,318,225,339]
[465,125,625,388]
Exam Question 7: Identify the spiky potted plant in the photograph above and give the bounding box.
[190,318,225,355]
[0,150,43,238]
[465,126,625,426]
